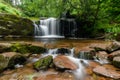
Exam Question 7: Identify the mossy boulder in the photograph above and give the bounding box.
[33,55,53,71]
[5,43,47,54]
[0,13,34,36]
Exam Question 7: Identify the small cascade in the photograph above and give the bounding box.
[34,18,64,38]
[36,48,88,80]
[34,17,77,38]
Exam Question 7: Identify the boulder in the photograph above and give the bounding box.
[77,51,95,60]
[0,55,8,72]
[95,51,109,64]
[0,13,34,36]
[106,41,120,53]
[7,54,27,68]
[5,43,47,54]
[112,56,120,68]
[1,52,27,69]
[33,55,53,71]
[108,50,120,61]
[93,66,120,79]
[53,55,78,70]
[57,48,71,55]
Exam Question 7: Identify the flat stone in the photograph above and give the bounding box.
[53,55,78,70]
[93,66,120,79]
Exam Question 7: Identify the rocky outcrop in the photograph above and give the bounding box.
[93,66,120,79]
[33,55,53,71]
[0,13,34,37]
[53,55,78,70]
[112,56,120,68]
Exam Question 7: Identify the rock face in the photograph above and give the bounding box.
[33,55,53,71]
[93,66,120,79]
[112,56,120,68]
[0,13,34,36]
[53,55,78,70]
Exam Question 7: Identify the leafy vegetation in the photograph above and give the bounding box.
[1,0,120,39]
[0,0,23,16]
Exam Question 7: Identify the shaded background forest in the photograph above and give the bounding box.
[0,0,120,39]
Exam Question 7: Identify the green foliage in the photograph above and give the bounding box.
[1,0,120,39]
[0,1,23,16]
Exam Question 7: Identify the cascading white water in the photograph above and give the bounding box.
[34,18,64,38]
[37,48,88,80]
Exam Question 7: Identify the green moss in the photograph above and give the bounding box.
[5,43,47,54]
[33,55,53,70]
[0,13,34,36]
[0,2,23,16]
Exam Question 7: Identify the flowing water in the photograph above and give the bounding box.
[34,18,77,38]
[0,39,114,80]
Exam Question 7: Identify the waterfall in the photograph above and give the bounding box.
[34,17,77,38]
[34,18,64,38]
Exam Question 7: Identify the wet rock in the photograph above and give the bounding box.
[57,48,71,55]
[33,55,53,71]
[0,55,8,72]
[106,41,120,53]
[95,51,109,64]
[0,13,34,36]
[108,50,120,61]
[96,51,108,59]
[8,54,27,69]
[1,52,27,69]
[53,55,78,70]
[112,56,120,68]
[77,51,95,60]
[93,66,120,79]
[6,43,47,54]
[90,43,108,52]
